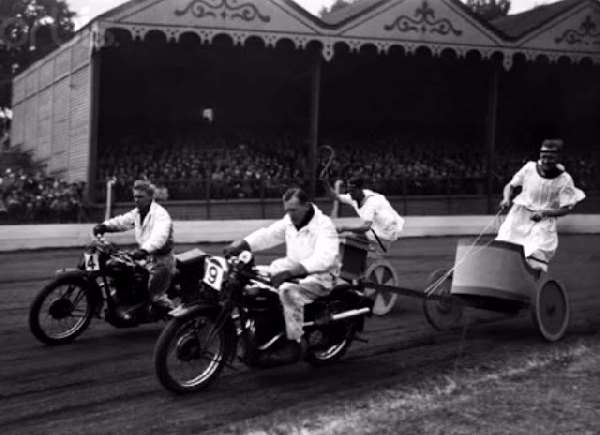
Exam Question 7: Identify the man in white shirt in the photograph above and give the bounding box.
[497,139,585,271]
[93,180,176,312]
[325,177,404,250]
[224,187,340,358]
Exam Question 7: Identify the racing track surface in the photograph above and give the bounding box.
[1,235,600,434]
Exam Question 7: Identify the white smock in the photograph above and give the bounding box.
[496,161,585,271]
[338,189,405,243]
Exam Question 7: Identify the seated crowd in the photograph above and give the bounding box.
[0,168,88,223]
[97,131,598,201]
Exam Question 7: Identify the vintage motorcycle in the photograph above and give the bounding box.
[153,251,374,393]
[28,236,207,345]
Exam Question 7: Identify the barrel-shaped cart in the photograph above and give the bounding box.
[423,239,570,342]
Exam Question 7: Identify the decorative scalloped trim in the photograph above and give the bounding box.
[97,22,600,69]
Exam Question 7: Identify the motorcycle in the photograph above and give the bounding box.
[28,236,207,345]
[153,251,374,393]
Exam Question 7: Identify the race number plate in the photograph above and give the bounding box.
[83,253,100,271]
[203,258,226,291]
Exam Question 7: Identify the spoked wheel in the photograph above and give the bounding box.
[422,269,463,331]
[154,315,228,394]
[29,277,94,345]
[531,279,569,342]
[364,259,399,315]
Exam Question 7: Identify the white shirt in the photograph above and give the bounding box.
[509,161,585,211]
[244,204,340,288]
[338,189,405,241]
[104,201,174,254]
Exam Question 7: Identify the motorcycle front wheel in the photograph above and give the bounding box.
[29,276,94,345]
[154,315,229,394]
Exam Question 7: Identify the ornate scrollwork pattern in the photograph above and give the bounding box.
[175,0,271,23]
[555,15,600,45]
[384,0,462,36]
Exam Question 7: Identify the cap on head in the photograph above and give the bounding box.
[133,179,155,196]
[540,139,564,154]
[346,176,365,190]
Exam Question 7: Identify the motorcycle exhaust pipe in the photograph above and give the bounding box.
[303,307,371,327]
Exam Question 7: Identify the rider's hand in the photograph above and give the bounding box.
[498,199,511,212]
[93,224,108,236]
[223,239,250,257]
[131,248,148,260]
[271,270,294,288]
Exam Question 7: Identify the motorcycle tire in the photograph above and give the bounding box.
[154,314,230,394]
[29,276,94,345]
[305,323,356,367]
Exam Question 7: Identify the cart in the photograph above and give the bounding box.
[422,239,570,342]
[338,235,570,342]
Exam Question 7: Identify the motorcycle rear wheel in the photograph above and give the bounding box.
[154,315,228,394]
[305,323,355,367]
[29,276,94,345]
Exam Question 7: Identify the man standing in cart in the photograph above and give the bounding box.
[496,139,585,271]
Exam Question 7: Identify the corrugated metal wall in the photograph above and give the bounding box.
[11,29,94,184]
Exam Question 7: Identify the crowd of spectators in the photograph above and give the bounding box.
[0,167,89,224]
[97,130,306,201]
[97,130,598,201]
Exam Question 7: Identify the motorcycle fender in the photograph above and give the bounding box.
[53,269,103,312]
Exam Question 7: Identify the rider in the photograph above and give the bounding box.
[496,139,585,271]
[224,187,340,360]
[324,176,404,250]
[93,179,176,314]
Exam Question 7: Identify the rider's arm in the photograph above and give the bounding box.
[322,180,338,201]
[338,221,373,234]
[103,209,136,232]
[500,183,515,207]
[501,162,530,208]
[244,218,287,252]
[540,205,573,218]
[141,208,173,253]
[339,195,376,234]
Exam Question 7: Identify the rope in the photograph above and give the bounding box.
[318,145,335,181]
[424,209,505,297]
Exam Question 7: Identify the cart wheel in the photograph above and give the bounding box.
[422,269,463,331]
[364,259,399,316]
[531,279,569,342]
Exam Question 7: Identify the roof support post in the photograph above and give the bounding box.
[308,49,322,200]
[485,63,499,214]
[89,48,102,203]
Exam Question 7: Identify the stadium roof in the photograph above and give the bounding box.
[15,0,600,82]
[491,0,585,39]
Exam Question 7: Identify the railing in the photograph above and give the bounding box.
[97,176,495,203]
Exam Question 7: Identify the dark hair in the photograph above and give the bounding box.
[347,177,365,189]
[540,139,564,153]
[282,187,308,204]
[132,179,155,196]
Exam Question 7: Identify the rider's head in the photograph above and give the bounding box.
[539,139,562,172]
[346,177,365,202]
[282,187,311,228]
[132,180,154,212]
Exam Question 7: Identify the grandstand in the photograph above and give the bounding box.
[6,0,600,222]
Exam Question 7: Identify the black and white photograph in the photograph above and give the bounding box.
[1,0,599,433]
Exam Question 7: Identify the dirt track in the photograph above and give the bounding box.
[1,236,599,434]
